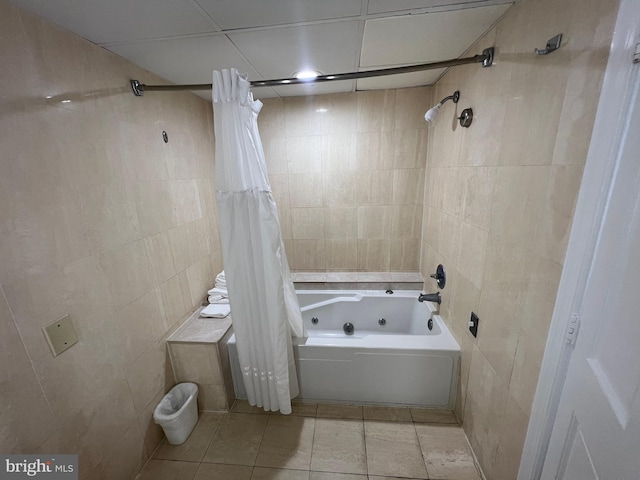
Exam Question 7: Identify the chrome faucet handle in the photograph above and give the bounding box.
[430,264,446,289]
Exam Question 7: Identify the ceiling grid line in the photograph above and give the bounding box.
[350,0,370,93]
[223,32,279,98]
[188,0,222,32]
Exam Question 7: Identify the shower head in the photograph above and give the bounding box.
[424,90,460,124]
[424,104,441,123]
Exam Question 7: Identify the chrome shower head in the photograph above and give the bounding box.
[424,90,460,124]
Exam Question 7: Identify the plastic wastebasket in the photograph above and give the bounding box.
[153,382,199,445]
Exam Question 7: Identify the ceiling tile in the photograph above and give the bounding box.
[228,22,361,79]
[196,0,362,29]
[367,0,512,15]
[361,4,510,67]
[108,35,277,100]
[11,0,217,44]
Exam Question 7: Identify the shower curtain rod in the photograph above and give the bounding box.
[130,47,494,96]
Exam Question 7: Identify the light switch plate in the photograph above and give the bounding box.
[43,314,78,357]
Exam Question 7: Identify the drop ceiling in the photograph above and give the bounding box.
[10,0,514,99]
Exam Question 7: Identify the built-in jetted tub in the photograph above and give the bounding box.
[227,290,460,407]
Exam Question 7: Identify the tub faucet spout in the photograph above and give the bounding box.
[418,292,441,304]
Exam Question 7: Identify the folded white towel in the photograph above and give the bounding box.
[208,295,229,304]
[216,270,225,281]
[208,286,228,296]
[215,280,227,287]
[200,304,231,318]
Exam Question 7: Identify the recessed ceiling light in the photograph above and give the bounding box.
[294,70,322,80]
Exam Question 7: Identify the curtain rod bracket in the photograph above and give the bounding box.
[535,34,562,55]
[482,47,494,67]
[131,79,144,96]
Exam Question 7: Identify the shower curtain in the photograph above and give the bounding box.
[212,68,304,414]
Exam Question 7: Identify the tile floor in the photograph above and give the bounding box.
[136,401,483,480]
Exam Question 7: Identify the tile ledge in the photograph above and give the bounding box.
[167,307,232,344]
[292,272,423,282]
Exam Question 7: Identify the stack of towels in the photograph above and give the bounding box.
[200,271,231,318]
[208,271,229,304]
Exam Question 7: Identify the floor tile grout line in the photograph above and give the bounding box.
[255,409,278,470]
[309,411,317,473]
[310,411,320,473]
[311,416,369,477]
[362,417,370,477]
[198,412,229,464]
[461,426,487,480]
[248,407,269,472]
[197,412,224,463]
[189,459,198,480]
[413,420,432,480]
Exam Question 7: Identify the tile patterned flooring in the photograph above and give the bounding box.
[136,401,483,480]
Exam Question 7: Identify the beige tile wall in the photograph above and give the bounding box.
[0,1,222,478]
[258,87,432,272]
[420,0,619,478]
[169,343,230,411]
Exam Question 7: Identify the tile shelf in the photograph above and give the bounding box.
[291,271,424,291]
[167,308,235,412]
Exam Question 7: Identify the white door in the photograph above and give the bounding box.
[540,32,640,480]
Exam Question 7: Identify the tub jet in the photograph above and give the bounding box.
[343,322,354,335]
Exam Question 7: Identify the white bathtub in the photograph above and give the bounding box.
[227,290,460,407]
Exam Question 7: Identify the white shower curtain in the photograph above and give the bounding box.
[212,68,304,414]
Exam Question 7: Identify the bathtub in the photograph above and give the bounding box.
[227,290,460,407]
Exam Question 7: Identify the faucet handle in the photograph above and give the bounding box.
[430,264,446,289]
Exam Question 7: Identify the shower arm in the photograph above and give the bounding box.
[130,47,494,96]
[436,91,460,106]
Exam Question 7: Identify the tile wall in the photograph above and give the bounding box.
[0,1,222,478]
[257,87,432,272]
[419,0,619,478]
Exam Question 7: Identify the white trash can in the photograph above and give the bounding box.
[153,382,199,445]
